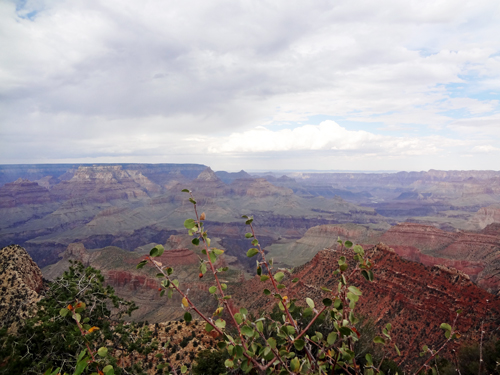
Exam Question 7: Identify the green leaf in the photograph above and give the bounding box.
[245,232,253,238]
[327,332,337,345]
[225,359,234,368]
[103,365,114,375]
[184,218,196,229]
[200,262,207,275]
[306,297,315,309]
[395,344,401,356]
[294,339,305,351]
[263,288,271,295]
[184,312,192,322]
[149,245,164,257]
[73,313,81,323]
[246,248,259,257]
[234,313,243,324]
[344,240,353,248]
[292,278,299,283]
[205,323,214,333]
[440,323,452,331]
[215,319,226,329]
[348,286,362,296]
[97,347,108,357]
[320,286,332,292]
[277,284,286,289]
[189,197,196,204]
[274,272,285,282]
[267,337,277,349]
[181,189,190,192]
[256,321,264,333]
[192,238,200,245]
[221,283,227,290]
[77,349,87,362]
[323,298,332,306]
[260,275,270,282]
[251,239,259,245]
[290,357,300,372]
[181,365,187,373]
[209,286,217,294]
[74,358,88,375]
[213,248,224,255]
[59,307,69,317]
[136,260,147,269]
[241,326,254,337]
[373,336,386,344]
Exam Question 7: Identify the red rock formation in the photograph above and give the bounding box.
[233,244,500,370]
[379,223,500,294]
[379,223,456,251]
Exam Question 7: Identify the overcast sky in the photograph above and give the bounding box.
[1,0,499,171]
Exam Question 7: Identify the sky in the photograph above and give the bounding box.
[1,0,499,172]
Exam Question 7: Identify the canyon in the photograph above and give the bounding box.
[1,164,499,295]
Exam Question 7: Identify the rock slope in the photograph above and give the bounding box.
[233,244,500,369]
[0,245,45,333]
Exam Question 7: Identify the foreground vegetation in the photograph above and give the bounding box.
[1,190,499,374]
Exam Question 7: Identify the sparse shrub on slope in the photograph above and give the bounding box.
[0,261,154,375]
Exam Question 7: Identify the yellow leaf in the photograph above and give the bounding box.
[88,326,100,333]
[182,297,189,307]
[153,260,163,267]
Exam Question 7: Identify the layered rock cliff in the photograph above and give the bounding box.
[379,223,500,295]
[233,244,500,369]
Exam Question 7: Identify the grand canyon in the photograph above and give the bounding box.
[1,163,499,371]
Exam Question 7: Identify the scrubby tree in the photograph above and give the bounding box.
[0,261,154,375]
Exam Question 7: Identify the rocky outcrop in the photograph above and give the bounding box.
[468,205,500,230]
[50,165,161,202]
[233,244,500,369]
[379,223,456,251]
[0,245,45,333]
[379,223,500,294]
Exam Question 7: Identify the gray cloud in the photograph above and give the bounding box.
[1,0,499,170]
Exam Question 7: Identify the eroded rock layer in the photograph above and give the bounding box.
[233,244,500,369]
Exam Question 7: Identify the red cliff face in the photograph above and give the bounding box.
[380,223,456,251]
[233,244,500,370]
[379,223,500,295]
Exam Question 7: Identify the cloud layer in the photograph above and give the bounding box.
[1,0,499,170]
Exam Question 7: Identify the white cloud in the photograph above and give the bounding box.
[0,0,499,170]
[205,120,463,157]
